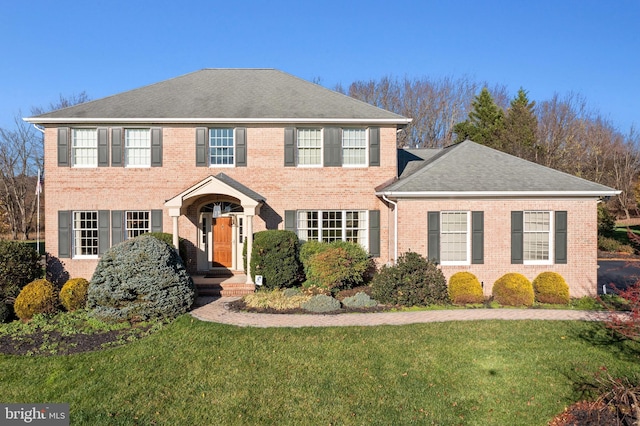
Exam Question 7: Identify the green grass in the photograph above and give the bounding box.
[3,315,640,425]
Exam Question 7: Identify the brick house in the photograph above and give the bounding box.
[26,69,617,297]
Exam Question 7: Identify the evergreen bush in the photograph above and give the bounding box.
[492,273,534,306]
[597,203,616,237]
[60,278,90,311]
[533,272,570,304]
[87,235,196,322]
[249,230,302,289]
[370,252,449,307]
[301,240,373,292]
[301,294,341,313]
[342,292,377,308]
[448,272,484,304]
[0,240,42,307]
[143,232,188,262]
[14,279,57,321]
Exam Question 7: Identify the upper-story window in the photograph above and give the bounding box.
[72,129,97,167]
[209,128,235,166]
[125,129,151,167]
[523,211,552,263]
[342,128,367,166]
[297,128,322,166]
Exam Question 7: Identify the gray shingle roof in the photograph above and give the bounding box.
[26,69,410,124]
[380,140,619,196]
[215,173,265,203]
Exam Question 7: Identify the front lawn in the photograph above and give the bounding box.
[2,315,640,425]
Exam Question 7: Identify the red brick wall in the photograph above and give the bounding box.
[395,198,599,297]
[44,125,397,279]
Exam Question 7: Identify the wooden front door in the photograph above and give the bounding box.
[212,217,233,267]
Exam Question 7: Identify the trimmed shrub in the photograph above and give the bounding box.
[249,230,302,289]
[533,272,570,304]
[492,273,534,307]
[0,240,42,305]
[448,272,484,304]
[301,241,374,292]
[60,278,90,311]
[598,236,634,254]
[370,252,449,307]
[301,294,341,313]
[342,292,377,308]
[14,279,57,321]
[87,235,196,322]
[142,232,188,263]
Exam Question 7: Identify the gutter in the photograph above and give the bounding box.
[381,195,398,264]
[23,117,413,125]
[376,190,621,198]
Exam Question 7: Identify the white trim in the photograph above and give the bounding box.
[25,117,412,125]
[377,190,621,198]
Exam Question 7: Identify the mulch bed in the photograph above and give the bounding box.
[548,400,621,425]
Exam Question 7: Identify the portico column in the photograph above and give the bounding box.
[245,214,254,284]
[169,208,181,250]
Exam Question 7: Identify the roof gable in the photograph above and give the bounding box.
[26,69,410,124]
[382,140,619,196]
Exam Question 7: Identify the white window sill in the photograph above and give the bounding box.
[72,255,99,260]
[523,260,553,266]
[440,261,470,266]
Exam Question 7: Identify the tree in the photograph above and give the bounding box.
[500,88,537,160]
[453,87,505,148]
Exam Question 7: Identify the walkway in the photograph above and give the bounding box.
[191,297,626,328]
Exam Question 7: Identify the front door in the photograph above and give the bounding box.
[212,217,233,267]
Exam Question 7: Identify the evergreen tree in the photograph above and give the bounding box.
[453,87,505,148]
[501,88,538,160]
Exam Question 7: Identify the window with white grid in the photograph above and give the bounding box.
[297,210,368,248]
[441,211,469,264]
[72,129,98,167]
[126,211,150,239]
[297,128,322,166]
[209,128,234,166]
[524,211,551,262]
[125,129,151,167]
[73,211,98,257]
[342,129,367,166]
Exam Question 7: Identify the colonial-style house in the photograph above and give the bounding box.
[26,69,618,297]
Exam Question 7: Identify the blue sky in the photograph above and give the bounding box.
[1,0,638,133]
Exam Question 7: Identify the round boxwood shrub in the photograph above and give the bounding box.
[249,230,302,289]
[533,272,570,305]
[448,272,484,305]
[0,240,42,305]
[492,273,534,307]
[371,251,449,307]
[87,235,196,322]
[60,278,90,311]
[14,279,57,321]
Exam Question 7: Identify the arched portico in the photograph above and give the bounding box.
[164,173,264,284]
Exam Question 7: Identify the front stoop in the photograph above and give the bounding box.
[192,271,255,297]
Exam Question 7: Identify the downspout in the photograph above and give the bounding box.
[31,124,45,134]
[381,194,398,264]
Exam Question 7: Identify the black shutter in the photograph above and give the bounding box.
[369,127,380,167]
[151,127,163,167]
[111,128,123,166]
[236,127,247,167]
[97,127,109,167]
[471,211,484,264]
[58,210,71,258]
[427,211,440,263]
[284,127,296,166]
[555,211,568,264]
[151,210,163,233]
[111,210,124,245]
[57,127,69,166]
[511,211,524,264]
[284,210,296,232]
[98,210,110,255]
[323,127,342,167]
[196,127,207,167]
[369,210,380,257]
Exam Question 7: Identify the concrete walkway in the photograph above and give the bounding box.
[191,297,626,328]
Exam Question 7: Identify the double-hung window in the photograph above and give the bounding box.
[125,129,151,167]
[342,128,367,166]
[440,211,470,264]
[523,211,552,264]
[72,129,98,167]
[73,211,98,258]
[297,210,368,248]
[125,211,150,239]
[297,128,322,166]
[209,128,234,166]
